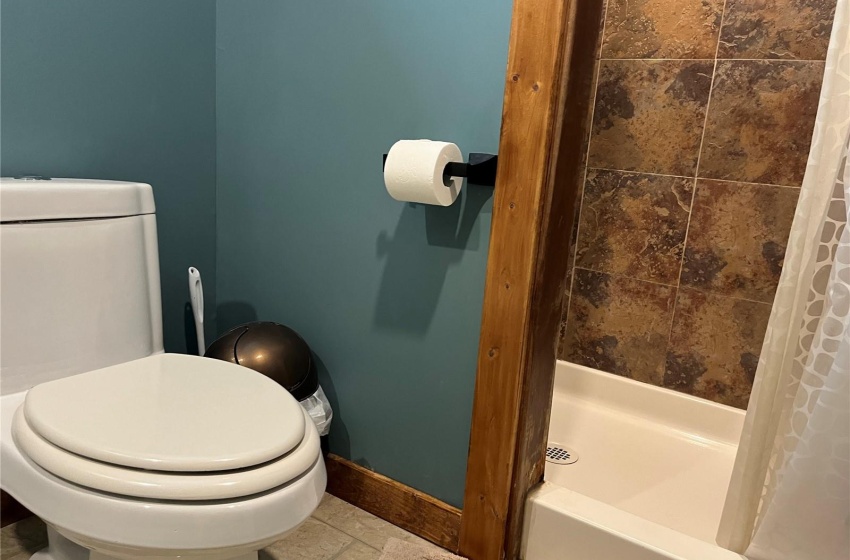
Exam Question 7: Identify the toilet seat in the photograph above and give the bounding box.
[23,353,306,472]
[12,405,320,500]
[2,387,328,556]
[12,354,322,501]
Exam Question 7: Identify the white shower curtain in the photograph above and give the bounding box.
[715,3,850,558]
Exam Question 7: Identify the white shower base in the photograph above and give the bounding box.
[522,361,746,560]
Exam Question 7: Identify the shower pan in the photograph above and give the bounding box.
[522,361,746,560]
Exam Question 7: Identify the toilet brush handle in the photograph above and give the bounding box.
[188,267,205,355]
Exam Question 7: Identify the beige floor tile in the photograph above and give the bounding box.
[312,494,437,551]
[1,499,445,560]
[394,536,446,554]
[310,493,349,523]
[334,541,381,560]
[381,538,463,559]
[1,527,23,558]
[261,517,353,560]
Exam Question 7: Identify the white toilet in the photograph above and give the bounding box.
[0,178,326,560]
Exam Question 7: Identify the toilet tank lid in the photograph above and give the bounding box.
[0,178,155,222]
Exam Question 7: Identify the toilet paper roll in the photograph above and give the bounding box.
[383,140,463,206]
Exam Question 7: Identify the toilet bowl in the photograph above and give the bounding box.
[0,354,327,560]
[0,178,327,558]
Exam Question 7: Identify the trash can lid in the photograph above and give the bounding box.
[205,322,319,401]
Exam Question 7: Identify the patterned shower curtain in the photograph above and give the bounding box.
[715,3,850,559]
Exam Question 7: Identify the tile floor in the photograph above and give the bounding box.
[0,493,443,560]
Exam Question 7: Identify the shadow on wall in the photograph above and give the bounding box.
[372,183,493,335]
[184,304,201,355]
[312,352,358,464]
[214,0,507,505]
[215,301,260,334]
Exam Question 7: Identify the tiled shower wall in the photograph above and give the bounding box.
[558,0,837,408]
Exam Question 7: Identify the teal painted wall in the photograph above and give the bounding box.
[1,0,512,506]
[0,0,217,353]
[216,1,511,506]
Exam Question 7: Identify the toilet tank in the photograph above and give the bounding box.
[0,178,164,395]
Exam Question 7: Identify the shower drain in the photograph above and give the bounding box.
[546,443,578,465]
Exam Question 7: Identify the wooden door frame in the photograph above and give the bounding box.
[458,0,604,558]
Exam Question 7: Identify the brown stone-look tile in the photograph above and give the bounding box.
[717,0,837,60]
[576,169,693,284]
[699,60,824,186]
[602,0,723,58]
[588,60,713,176]
[681,179,799,302]
[665,288,771,408]
[563,269,676,383]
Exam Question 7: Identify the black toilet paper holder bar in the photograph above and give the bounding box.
[382,152,499,187]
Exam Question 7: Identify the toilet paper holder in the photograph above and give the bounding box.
[382,152,499,187]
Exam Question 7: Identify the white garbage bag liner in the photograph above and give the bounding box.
[299,385,333,436]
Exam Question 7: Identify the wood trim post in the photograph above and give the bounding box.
[458,0,604,557]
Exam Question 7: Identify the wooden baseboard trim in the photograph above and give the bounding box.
[1,490,33,527]
[325,454,461,552]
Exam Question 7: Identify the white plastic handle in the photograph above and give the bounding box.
[188,267,205,355]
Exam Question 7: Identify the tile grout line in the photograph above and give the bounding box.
[573,266,678,288]
[588,166,696,180]
[308,516,373,559]
[563,0,611,345]
[328,540,357,560]
[586,166,802,189]
[676,283,776,306]
[687,0,733,185]
[311,508,391,556]
[329,536,383,560]
[699,177,803,190]
[351,534,384,554]
[572,266,777,306]
[662,0,731,360]
[598,57,827,63]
